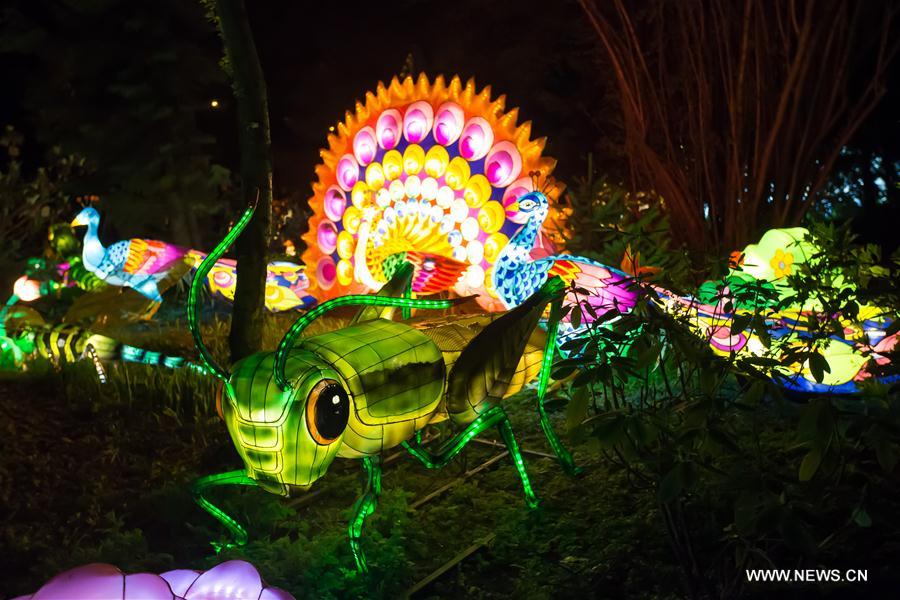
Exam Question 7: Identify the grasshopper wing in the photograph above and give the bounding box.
[446,277,564,421]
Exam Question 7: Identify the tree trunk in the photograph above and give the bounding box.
[210,0,272,363]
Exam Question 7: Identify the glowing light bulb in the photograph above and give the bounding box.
[405,175,422,199]
[382,150,403,180]
[365,162,385,189]
[445,157,470,190]
[375,188,391,208]
[436,186,454,208]
[421,177,438,200]
[424,145,450,178]
[461,217,479,241]
[465,264,486,287]
[466,240,484,264]
[403,144,425,176]
[451,198,469,223]
[13,276,42,302]
[389,179,405,202]
[351,181,371,208]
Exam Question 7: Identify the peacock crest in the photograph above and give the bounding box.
[301,73,569,310]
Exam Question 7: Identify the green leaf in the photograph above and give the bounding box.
[743,381,765,405]
[708,427,741,452]
[565,387,591,431]
[591,412,625,446]
[756,504,784,534]
[852,507,872,528]
[729,313,752,336]
[875,440,898,473]
[808,352,831,384]
[799,447,823,481]
[797,403,817,440]
[658,465,683,503]
[658,462,695,503]
[570,304,582,329]
[733,493,759,534]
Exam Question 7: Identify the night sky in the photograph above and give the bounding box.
[0,0,896,245]
[247,0,608,196]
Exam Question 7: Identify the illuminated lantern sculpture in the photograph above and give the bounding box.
[12,276,42,302]
[301,74,569,311]
[663,227,898,394]
[188,204,577,572]
[477,185,897,394]
[70,207,314,312]
[12,560,293,600]
[491,190,642,347]
[71,207,189,303]
[0,316,194,377]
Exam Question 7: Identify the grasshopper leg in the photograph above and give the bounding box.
[537,297,582,476]
[403,406,540,508]
[349,456,382,573]
[403,406,506,468]
[191,469,257,551]
[495,413,540,508]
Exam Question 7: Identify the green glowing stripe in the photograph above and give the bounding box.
[402,405,539,507]
[497,415,539,508]
[187,203,256,383]
[348,456,381,573]
[191,469,258,549]
[538,297,561,399]
[403,407,504,468]
[401,277,412,320]
[535,296,579,475]
[0,294,20,339]
[274,295,466,390]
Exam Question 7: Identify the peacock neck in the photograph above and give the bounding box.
[81,221,106,268]
[494,209,548,278]
[507,209,547,255]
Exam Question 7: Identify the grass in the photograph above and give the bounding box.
[0,318,678,598]
[4,308,897,598]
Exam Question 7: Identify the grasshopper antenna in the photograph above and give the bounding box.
[273,294,475,390]
[188,191,259,384]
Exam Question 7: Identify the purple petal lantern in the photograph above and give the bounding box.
[13,560,294,600]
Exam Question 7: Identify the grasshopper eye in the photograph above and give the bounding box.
[306,379,350,445]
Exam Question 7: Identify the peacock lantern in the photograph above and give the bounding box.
[301,74,570,311]
[70,206,314,312]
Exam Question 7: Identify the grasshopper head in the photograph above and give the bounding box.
[222,350,351,496]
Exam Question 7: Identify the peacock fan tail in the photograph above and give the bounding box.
[301,73,569,311]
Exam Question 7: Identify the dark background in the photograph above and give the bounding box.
[0,0,896,249]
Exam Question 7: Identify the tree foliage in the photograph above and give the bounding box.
[578,0,899,254]
[0,127,87,274]
[560,223,900,597]
[0,0,231,246]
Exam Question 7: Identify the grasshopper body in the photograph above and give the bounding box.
[189,205,575,572]
[224,314,545,496]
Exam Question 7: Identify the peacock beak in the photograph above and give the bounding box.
[507,201,519,213]
[71,213,88,227]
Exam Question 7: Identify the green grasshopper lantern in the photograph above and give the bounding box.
[187,205,577,572]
